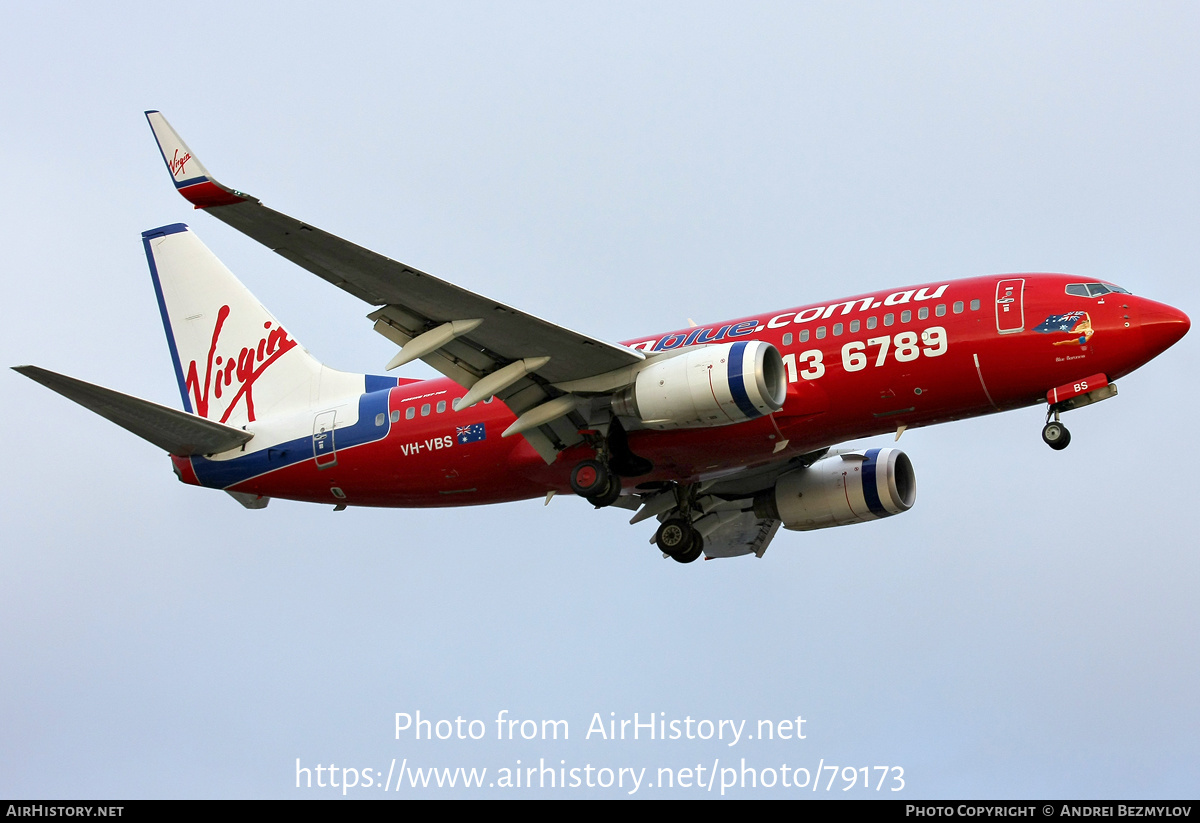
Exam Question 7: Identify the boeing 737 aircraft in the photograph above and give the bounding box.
[14,112,1191,563]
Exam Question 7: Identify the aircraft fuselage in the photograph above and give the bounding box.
[170,272,1188,508]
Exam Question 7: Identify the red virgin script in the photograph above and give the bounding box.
[169,148,192,178]
[185,305,297,423]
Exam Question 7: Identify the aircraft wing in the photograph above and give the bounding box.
[145,111,645,462]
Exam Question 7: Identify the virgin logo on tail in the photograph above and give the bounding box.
[184,305,297,423]
[169,148,192,178]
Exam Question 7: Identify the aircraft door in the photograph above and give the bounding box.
[995,278,1025,334]
[313,410,338,469]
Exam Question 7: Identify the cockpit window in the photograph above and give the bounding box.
[1066,282,1131,297]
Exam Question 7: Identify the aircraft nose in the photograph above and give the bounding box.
[1140,300,1190,355]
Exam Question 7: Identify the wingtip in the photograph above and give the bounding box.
[145,111,252,208]
[12,364,53,385]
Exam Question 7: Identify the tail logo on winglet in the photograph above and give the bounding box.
[184,305,298,423]
[168,148,193,179]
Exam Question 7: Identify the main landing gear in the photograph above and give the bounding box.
[569,458,622,508]
[654,517,703,564]
[567,419,652,509]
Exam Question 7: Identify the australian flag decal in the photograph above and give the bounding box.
[1034,312,1087,333]
[457,423,486,444]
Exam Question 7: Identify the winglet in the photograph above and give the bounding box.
[145,111,256,208]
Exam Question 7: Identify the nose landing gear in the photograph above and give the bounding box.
[1041,418,1071,451]
[1039,374,1119,450]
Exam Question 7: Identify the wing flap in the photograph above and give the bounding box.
[14,366,252,456]
[700,514,781,559]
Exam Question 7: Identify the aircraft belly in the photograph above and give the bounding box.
[229,434,550,508]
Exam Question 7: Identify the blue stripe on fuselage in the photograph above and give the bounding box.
[365,374,400,393]
[188,389,391,488]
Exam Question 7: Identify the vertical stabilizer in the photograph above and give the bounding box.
[143,223,358,428]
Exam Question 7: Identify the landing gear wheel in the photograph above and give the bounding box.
[570,459,610,498]
[587,474,622,508]
[655,518,696,558]
[1042,421,1071,450]
[672,532,704,564]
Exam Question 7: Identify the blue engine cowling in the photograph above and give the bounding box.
[611,340,786,429]
[753,448,916,531]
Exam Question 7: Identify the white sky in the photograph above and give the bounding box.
[2,1,1197,798]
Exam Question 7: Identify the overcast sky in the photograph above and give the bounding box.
[2,1,1197,798]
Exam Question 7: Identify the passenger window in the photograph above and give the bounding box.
[901,310,912,323]
[390,410,400,423]
[375,413,385,426]
[799,329,810,343]
[833,323,843,336]
[884,313,895,327]
[970,299,980,311]
[782,332,793,347]
[849,319,860,333]
[405,407,415,420]
[816,326,827,340]
[421,403,431,416]
[867,316,877,330]
[936,304,946,317]
[437,400,446,413]
[918,307,929,320]
[953,301,964,314]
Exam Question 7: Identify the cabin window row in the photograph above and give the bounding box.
[375,295,986,426]
[780,300,980,346]
[376,396,494,426]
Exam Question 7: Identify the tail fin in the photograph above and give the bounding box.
[143,223,358,428]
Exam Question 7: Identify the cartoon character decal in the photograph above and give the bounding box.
[1034,311,1093,346]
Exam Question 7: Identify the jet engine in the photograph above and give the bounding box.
[753,448,916,531]
[611,340,786,429]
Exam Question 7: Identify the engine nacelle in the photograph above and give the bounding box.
[754,448,916,531]
[611,340,786,429]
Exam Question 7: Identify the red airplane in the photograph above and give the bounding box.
[14,112,1191,563]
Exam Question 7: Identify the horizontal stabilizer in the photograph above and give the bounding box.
[227,490,270,509]
[13,366,253,456]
